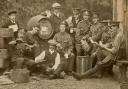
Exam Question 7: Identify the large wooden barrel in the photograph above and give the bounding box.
[27,15,53,40]
[76,56,92,74]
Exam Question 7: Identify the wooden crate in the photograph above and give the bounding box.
[0,28,14,38]
[0,49,8,68]
[76,56,92,74]
[0,38,5,49]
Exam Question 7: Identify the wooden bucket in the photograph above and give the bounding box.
[0,28,14,38]
[10,68,30,83]
[76,56,92,74]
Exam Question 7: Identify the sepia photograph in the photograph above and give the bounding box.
[0,0,127,89]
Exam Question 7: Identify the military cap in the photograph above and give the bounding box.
[82,9,90,16]
[60,21,68,26]
[100,20,111,25]
[72,7,81,12]
[8,10,17,15]
[92,12,99,18]
[110,21,120,26]
[48,39,57,46]
[52,3,62,8]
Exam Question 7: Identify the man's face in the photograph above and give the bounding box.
[9,13,16,20]
[92,18,99,24]
[60,24,66,32]
[49,45,55,50]
[83,14,90,20]
[53,8,61,13]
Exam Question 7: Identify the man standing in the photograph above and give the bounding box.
[2,10,19,38]
[66,8,82,52]
[73,21,126,80]
[75,9,91,56]
[45,2,65,34]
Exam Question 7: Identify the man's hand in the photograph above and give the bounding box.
[8,40,16,45]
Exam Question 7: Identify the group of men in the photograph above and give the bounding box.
[1,2,126,80]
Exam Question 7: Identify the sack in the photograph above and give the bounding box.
[10,68,30,83]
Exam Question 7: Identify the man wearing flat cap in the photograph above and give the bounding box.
[2,10,19,38]
[45,2,65,34]
[35,39,64,79]
[75,9,91,56]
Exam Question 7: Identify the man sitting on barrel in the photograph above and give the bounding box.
[72,21,126,80]
[35,39,64,79]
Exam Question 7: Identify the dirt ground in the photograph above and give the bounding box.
[0,76,120,89]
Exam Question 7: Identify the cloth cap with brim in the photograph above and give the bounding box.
[100,20,111,25]
[110,21,120,26]
[72,8,81,12]
[52,3,62,9]
[8,10,17,15]
[60,21,68,26]
[82,9,90,16]
[92,12,99,19]
[48,39,57,46]
[16,38,25,43]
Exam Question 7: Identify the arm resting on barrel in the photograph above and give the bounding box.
[35,51,46,63]
[52,53,61,70]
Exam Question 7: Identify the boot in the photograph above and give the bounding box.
[72,72,82,80]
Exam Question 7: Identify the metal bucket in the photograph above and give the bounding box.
[76,56,91,74]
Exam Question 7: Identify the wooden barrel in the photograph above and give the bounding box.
[27,15,53,40]
[0,49,8,68]
[38,19,53,39]
[0,28,14,38]
[76,56,92,74]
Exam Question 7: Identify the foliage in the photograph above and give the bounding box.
[0,0,112,28]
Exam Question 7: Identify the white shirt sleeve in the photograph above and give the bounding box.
[66,16,73,27]
[52,53,61,70]
[35,51,45,63]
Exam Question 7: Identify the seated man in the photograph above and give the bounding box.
[9,29,36,74]
[35,39,63,79]
[53,21,75,75]
[72,21,126,80]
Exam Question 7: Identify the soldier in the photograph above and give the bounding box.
[54,21,75,75]
[66,8,82,53]
[2,10,19,38]
[72,21,126,80]
[89,13,106,68]
[75,9,91,56]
